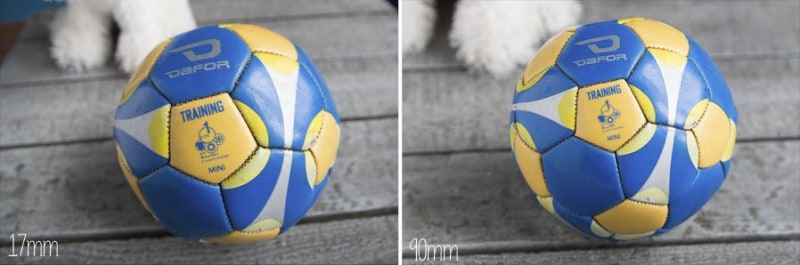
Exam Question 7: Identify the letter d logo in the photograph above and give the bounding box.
[575,35,620,54]
[170,39,221,62]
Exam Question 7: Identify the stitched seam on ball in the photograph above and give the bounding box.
[299,61,330,151]
[229,52,255,95]
[221,26,295,60]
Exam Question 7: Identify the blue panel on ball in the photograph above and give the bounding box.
[542,137,625,216]
[140,166,232,241]
[514,111,573,151]
[553,200,605,240]
[668,129,701,199]
[557,20,645,86]
[298,46,339,122]
[115,79,170,120]
[221,150,285,230]
[151,25,251,104]
[113,128,167,178]
[290,60,325,149]
[688,37,737,123]
[231,55,288,148]
[281,152,328,233]
[617,125,668,197]
[662,163,725,230]
[628,51,669,125]
[514,67,577,104]
[675,61,710,128]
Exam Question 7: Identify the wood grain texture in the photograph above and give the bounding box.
[0,118,397,240]
[2,12,397,87]
[0,55,397,147]
[402,240,800,265]
[402,141,800,246]
[404,0,800,69]
[0,215,398,265]
[403,57,800,154]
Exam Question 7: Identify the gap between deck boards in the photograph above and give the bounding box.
[0,206,397,247]
[401,233,800,259]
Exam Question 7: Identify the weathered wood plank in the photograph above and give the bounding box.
[403,57,800,153]
[404,0,800,69]
[1,12,397,87]
[0,55,397,147]
[17,0,394,40]
[402,141,800,246]
[0,118,397,239]
[402,240,800,265]
[0,215,397,264]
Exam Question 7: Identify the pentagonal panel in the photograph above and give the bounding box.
[139,166,232,241]
[691,102,731,168]
[220,24,298,60]
[557,20,645,86]
[594,199,668,234]
[169,93,256,183]
[151,25,251,104]
[575,80,646,151]
[120,39,171,105]
[620,17,689,56]
[520,30,574,90]
[542,137,625,216]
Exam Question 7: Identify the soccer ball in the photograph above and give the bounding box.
[509,17,737,241]
[113,24,341,243]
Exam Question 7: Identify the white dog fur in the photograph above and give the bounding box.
[50,0,196,73]
[403,0,582,77]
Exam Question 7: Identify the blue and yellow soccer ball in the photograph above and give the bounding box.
[509,18,737,241]
[113,24,340,243]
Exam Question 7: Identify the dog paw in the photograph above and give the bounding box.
[49,5,113,72]
[450,0,583,77]
[402,0,437,53]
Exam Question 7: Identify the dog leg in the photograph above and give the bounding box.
[450,0,582,77]
[402,0,437,53]
[112,0,196,73]
[50,0,114,72]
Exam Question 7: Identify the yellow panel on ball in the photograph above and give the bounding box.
[202,219,280,244]
[521,30,574,88]
[594,199,667,234]
[169,94,257,183]
[621,18,689,56]
[692,102,731,168]
[309,111,340,185]
[575,80,646,151]
[220,24,298,60]
[512,130,549,197]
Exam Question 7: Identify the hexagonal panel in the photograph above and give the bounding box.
[575,80,646,151]
[688,38,738,123]
[520,30,574,90]
[542,137,625,216]
[170,93,256,183]
[691,101,732,168]
[620,17,689,56]
[557,20,645,86]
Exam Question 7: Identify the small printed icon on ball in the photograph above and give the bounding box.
[509,17,737,241]
[113,24,341,243]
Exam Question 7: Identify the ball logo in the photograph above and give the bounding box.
[598,100,621,130]
[196,121,227,164]
[572,34,628,66]
[165,38,231,78]
[170,39,221,62]
[576,35,620,54]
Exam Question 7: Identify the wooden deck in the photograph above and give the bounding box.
[402,0,800,264]
[0,0,397,264]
